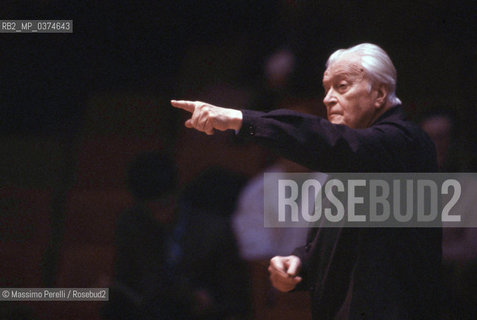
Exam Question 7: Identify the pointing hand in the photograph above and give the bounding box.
[171,100,243,135]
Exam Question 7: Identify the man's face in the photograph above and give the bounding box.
[322,55,378,129]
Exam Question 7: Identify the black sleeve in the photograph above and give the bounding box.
[237,109,426,172]
[291,245,310,291]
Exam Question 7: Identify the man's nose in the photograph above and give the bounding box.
[323,88,337,106]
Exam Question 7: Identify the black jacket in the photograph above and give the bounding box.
[237,106,442,319]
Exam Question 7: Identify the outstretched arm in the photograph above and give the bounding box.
[171,100,243,135]
[172,100,418,173]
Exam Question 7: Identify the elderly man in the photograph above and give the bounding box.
[172,43,441,319]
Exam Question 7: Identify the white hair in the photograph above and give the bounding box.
[326,43,402,106]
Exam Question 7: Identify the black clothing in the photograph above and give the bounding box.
[237,106,442,319]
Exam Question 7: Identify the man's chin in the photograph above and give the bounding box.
[328,115,345,125]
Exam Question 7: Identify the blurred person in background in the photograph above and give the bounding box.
[419,110,459,172]
[103,152,249,320]
[420,110,477,319]
[232,157,308,261]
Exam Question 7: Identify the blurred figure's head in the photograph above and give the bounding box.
[264,47,296,90]
[126,151,177,201]
[420,111,454,170]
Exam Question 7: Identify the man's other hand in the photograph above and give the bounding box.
[171,100,243,135]
[268,255,302,292]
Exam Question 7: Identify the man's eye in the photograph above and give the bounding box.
[338,83,348,90]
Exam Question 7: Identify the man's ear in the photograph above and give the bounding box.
[374,84,389,108]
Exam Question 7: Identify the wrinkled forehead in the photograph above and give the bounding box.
[323,54,365,83]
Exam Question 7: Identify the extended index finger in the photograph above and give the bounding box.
[170,100,197,113]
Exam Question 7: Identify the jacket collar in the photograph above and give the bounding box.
[373,104,405,125]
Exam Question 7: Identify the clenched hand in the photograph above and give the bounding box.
[268,255,303,292]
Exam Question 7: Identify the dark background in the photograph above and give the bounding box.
[1,0,476,136]
[1,1,476,319]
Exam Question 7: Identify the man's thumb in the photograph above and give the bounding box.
[286,258,300,276]
[185,119,193,128]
